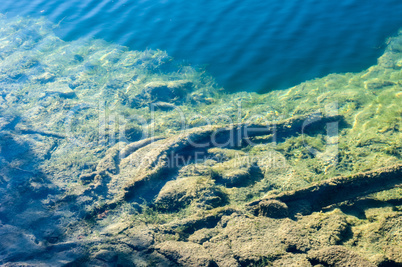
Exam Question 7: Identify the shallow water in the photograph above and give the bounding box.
[2,0,402,92]
[0,8,402,266]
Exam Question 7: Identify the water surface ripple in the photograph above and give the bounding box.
[2,0,402,92]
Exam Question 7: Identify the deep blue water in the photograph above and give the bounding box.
[1,0,402,93]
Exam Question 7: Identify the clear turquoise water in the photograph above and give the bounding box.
[1,0,402,92]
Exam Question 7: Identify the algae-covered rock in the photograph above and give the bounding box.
[273,254,313,267]
[364,78,395,90]
[307,246,375,267]
[217,169,251,187]
[349,213,402,265]
[253,199,289,218]
[156,241,215,267]
[96,142,125,174]
[1,14,402,267]
[280,211,351,253]
[207,147,246,161]
[101,224,155,251]
[377,53,397,68]
[388,36,402,52]
[203,213,287,265]
[178,161,216,177]
[155,176,227,211]
[121,123,143,142]
[211,156,262,187]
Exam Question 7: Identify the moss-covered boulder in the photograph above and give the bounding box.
[155,241,216,267]
[154,176,227,211]
[307,246,375,267]
[211,156,262,187]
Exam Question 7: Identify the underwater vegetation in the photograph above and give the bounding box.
[0,15,402,266]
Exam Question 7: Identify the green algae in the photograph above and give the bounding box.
[1,14,402,266]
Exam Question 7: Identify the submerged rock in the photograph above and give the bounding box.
[1,14,402,267]
[155,176,226,211]
[156,241,216,267]
[207,148,246,161]
[0,224,44,262]
[280,212,351,253]
[364,78,395,90]
[307,246,375,267]
[121,123,143,142]
[253,199,289,218]
[211,156,262,187]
